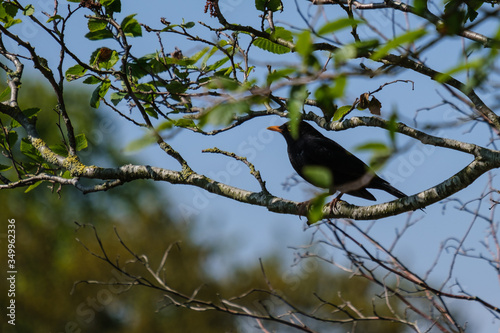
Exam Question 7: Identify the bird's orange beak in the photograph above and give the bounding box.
[267,126,282,133]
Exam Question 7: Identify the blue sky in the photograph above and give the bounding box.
[15,0,500,331]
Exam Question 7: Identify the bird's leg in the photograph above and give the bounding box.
[328,193,343,213]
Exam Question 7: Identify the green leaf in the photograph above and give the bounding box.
[387,111,398,145]
[24,107,41,118]
[101,0,121,13]
[207,57,230,72]
[90,47,106,66]
[255,0,282,11]
[355,142,392,171]
[439,3,466,35]
[161,24,179,32]
[355,142,389,152]
[90,86,101,109]
[463,0,482,22]
[75,134,88,151]
[0,2,18,18]
[157,120,174,132]
[83,76,102,85]
[253,27,292,54]
[0,2,21,28]
[7,131,18,147]
[255,0,266,10]
[287,85,308,138]
[466,8,478,22]
[124,133,157,152]
[254,38,290,54]
[200,100,250,127]
[314,84,336,119]
[65,64,87,81]
[273,26,293,41]
[10,108,41,128]
[23,4,35,16]
[88,18,107,32]
[0,164,11,172]
[149,57,171,75]
[9,119,20,129]
[413,0,427,14]
[214,66,233,77]
[4,18,21,28]
[37,56,51,73]
[434,58,483,83]
[206,77,240,91]
[296,30,313,58]
[352,39,379,55]
[145,107,158,119]
[313,77,347,121]
[266,68,296,86]
[180,21,195,29]
[333,44,357,66]
[99,49,119,69]
[174,119,196,128]
[332,105,353,122]
[85,29,114,40]
[135,83,155,102]
[20,138,44,163]
[307,193,329,224]
[121,14,142,37]
[0,86,11,101]
[60,170,72,179]
[303,165,333,188]
[110,92,127,106]
[201,46,220,68]
[25,181,43,193]
[163,80,188,94]
[190,46,210,64]
[90,80,111,108]
[371,29,426,61]
[332,75,347,98]
[47,14,63,23]
[49,143,68,157]
[317,18,363,35]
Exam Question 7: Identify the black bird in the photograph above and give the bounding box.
[267,121,407,203]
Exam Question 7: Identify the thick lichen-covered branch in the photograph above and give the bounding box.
[329,158,495,220]
[4,144,496,220]
[3,85,500,220]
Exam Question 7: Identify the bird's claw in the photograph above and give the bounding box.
[297,200,313,216]
[328,193,344,214]
[328,197,341,213]
[298,197,342,222]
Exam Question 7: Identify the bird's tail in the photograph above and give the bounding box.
[371,177,426,213]
[371,178,407,199]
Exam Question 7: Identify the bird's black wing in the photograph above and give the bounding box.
[288,135,377,200]
[302,136,407,198]
[294,135,370,185]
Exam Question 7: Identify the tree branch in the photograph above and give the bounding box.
[308,0,500,48]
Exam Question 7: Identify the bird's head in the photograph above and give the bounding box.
[266,123,289,135]
[267,121,320,141]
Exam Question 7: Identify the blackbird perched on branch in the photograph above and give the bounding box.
[267,121,407,204]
